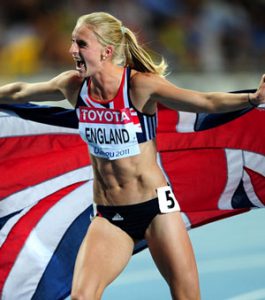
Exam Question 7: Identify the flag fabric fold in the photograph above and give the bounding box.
[0,94,264,299]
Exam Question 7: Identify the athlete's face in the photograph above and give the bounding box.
[70,24,105,77]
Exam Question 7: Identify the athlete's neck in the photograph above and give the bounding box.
[89,66,125,102]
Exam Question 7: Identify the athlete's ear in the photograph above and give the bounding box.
[103,45,114,59]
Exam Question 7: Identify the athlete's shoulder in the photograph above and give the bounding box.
[130,70,158,83]
[52,70,83,87]
[129,70,162,97]
[130,70,161,90]
[51,70,84,106]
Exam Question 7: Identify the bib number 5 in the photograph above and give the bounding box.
[157,186,180,213]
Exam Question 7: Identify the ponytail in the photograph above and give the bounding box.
[122,27,168,76]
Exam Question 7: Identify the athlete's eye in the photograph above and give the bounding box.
[77,40,87,48]
[71,39,87,48]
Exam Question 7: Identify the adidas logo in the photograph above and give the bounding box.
[112,213,124,221]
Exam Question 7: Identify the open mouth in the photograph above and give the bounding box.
[74,57,86,72]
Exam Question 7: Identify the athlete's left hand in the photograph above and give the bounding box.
[254,74,265,107]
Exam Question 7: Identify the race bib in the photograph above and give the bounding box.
[157,186,180,213]
[78,106,140,160]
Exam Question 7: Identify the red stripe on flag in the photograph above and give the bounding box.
[157,104,179,133]
[0,134,90,199]
[0,181,85,294]
[160,149,227,212]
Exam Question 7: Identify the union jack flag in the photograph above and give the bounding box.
[0,91,264,299]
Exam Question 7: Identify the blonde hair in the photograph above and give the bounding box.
[76,12,168,76]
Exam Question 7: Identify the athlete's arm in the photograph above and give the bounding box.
[131,72,265,113]
[0,70,82,106]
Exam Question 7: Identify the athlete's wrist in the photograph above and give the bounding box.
[248,93,259,108]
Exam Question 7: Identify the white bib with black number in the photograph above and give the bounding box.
[157,186,180,213]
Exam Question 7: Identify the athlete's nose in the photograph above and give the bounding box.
[69,42,78,55]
